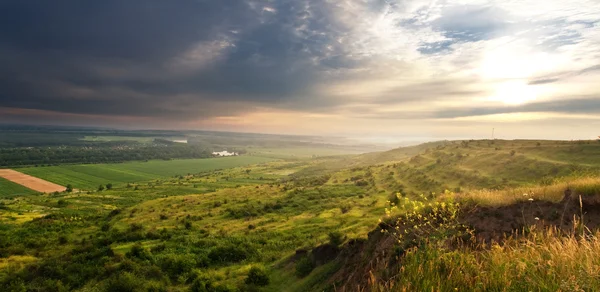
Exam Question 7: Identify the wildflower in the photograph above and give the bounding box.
[535,217,540,220]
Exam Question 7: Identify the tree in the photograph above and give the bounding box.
[65,184,73,193]
[98,184,105,191]
[106,183,113,190]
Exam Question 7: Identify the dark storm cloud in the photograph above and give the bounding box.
[0,0,348,120]
[435,97,600,119]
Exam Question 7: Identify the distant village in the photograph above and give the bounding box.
[211,150,238,157]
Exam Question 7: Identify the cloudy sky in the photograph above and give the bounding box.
[1,0,599,141]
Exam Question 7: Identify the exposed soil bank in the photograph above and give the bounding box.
[313,189,600,291]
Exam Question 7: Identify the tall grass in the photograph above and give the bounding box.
[371,227,600,291]
[447,177,600,206]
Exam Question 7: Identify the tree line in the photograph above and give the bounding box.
[0,143,213,167]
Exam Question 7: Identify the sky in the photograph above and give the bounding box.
[0,0,599,142]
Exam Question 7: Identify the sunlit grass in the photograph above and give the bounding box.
[446,177,600,206]
[0,255,37,271]
[375,228,600,292]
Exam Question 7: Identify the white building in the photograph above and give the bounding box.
[212,150,238,157]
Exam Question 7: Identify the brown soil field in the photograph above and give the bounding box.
[0,169,66,193]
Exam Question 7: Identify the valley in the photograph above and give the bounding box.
[2,137,600,291]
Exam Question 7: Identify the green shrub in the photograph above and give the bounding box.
[208,244,250,264]
[58,235,68,245]
[57,199,68,207]
[295,256,314,278]
[104,272,142,292]
[158,254,196,279]
[126,243,153,262]
[190,277,214,292]
[145,281,168,292]
[189,274,233,292]
[245,266,269,286]
[328,231,345,247]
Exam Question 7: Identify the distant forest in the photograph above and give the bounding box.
[0,125,369,167]
[0,126,212,167]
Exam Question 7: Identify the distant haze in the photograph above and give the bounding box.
[0,0,599,140]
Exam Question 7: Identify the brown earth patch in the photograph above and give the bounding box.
[0,169,65,193]
[462,189,600,243]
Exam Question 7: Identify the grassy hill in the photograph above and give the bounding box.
[1,139,600,291]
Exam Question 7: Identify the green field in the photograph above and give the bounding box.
[0,177,37,196]
[18,156,276,190]
[3,140,600,291]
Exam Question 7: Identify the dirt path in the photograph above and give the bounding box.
[0,169,66,193]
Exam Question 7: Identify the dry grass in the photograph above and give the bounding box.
[446,177,600,206]
[369,176,600,291]
[371,227,600,291]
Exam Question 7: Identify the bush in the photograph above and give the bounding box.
[158,254,196,279]
[126,243,153,262]
[328,231,345,247]
[190,277,214,292]
[145,282,168,292]
[245,266,269,286]
[354,180,369,186]
[104,272,142,292]
[101,223,111,232]
[295,256,314,278]
[58,235,68,245]
[340,205,351,214]
[190,274,233,292]
[208,244,250,264]
[57,199,68,207]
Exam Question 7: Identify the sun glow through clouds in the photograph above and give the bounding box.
[490,80,539,105]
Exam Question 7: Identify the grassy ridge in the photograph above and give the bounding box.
[18,156,276,190]
[0,177,37,196]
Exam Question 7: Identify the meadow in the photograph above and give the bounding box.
[0,177,37,197]
[1,139,600,291]
[17,156,276,190]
